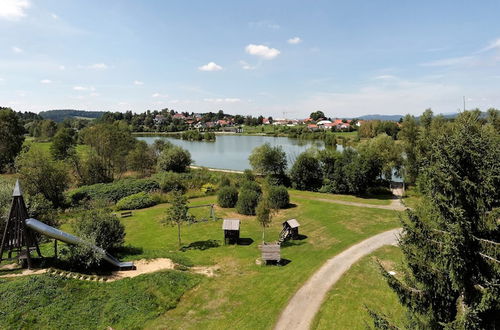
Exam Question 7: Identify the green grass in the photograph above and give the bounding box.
[0,271,201,329]
[116,194,401,329]
[313,245,406,329]
[23,139,90,158]
[1,165,401,329]
[402,186,421,209]
[290,189,393,205]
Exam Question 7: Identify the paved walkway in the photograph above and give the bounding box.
[293,195,406,211]
[274,228,402,330]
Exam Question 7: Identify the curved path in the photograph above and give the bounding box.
[293,195,406,211]
[274,228,402,330]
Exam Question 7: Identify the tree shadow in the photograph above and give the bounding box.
[237,238,254,246]
[112,245,144,259]
[282,203,298,209]
[180,239,221,252]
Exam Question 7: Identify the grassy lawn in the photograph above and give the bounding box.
[289,189,393,206]
[110,193,400,329]
[313,245,406,329]
[23,139,90,158]
[0,271,201,329]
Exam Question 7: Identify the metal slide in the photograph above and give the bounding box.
[25,218,135,270]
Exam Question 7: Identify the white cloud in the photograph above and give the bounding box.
[373,75,398,80]
[204,98,241,103]
[0,0,30,20]
[51,13,58,19]
[479,38,500,53]
[89,92,99,97]
[239,60,256,70]
[40,79,52,84]
[287,37,302,45]
[133,80,144,85]
[152,92,168,98]
[420,56,474,67]
[87,63,108,70]
[58,65,65,70]
[73,86,95,91]
[12,46,23,53]
[249,21,280,30]
[245,44,280,59]
[198,62,223,71]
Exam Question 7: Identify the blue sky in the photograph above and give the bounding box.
[1,0,499,117]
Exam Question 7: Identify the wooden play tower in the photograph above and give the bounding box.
[0,180,41,268]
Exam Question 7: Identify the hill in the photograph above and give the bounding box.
[39,109,106,122]
[357,114,404,121]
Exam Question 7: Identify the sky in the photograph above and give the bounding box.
[1,0,500,118]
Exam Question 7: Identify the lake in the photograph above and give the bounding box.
[137,134,343,171]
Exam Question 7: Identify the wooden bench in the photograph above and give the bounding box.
[120,211,132,218]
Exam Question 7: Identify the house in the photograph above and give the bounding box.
[173,113,186,120]
[154,114,166,124]
[307,124,319,131]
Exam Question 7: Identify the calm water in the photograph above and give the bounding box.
[137,134,343,171]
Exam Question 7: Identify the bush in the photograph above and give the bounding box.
[67,179,159,205]
[236,189,260,215]
[157,146,192,172]
[201,183,216,195]
[154,172,186,193]
[243,169,255,181]
[219,176,231,187]
[72,208,125,251]
[240,180,262,195]
[265,174,290,187]
[267,185,289,209]
[290,151,323,191]
[116,192,157,210]
[217,186,238,208]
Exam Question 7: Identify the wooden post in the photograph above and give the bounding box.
[54,239,58,258]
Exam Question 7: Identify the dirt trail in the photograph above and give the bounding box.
[274,228,402,330]
[294,195,406,211]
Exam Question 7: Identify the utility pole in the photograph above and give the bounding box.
[463,96,466,112]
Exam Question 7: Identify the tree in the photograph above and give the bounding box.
[73,208,125,251]
[419,108,434,130]
[290,151,323,191]
[80,122,136,179]
[217,186,238,208]
[310,111,325,121]
[249,143,287,176]
[372,111,500,328]
[50,127,76,160]
[0,108,25,172]
[126,140,156,175]
[157,146,192,172]
[256,199,273,242]
[163,190,193,247]
[397,114,420,184]
[16,147,70,208]
[486,108,500,132]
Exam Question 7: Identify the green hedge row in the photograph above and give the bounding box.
[67,179,159,205]
[116,192,157,210]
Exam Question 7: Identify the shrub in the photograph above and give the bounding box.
[72,208,125,251]
[116,192,157,210]
[267,185,289,209]
[243,169,255,181]
[240,180,262,195]
[217,186,238,208]
[265,174,290,187]
[157,146,192,172]
[236,189,260,215]
[201,183,216,195]
[290,151,323,191]
[67,179,159,205]
[154,172,186,193]
[219,176,231,187]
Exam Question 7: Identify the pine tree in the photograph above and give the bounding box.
[373,111,500,328]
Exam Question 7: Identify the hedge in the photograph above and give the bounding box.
[217,186,238,208]
[116,192,157,210]
[267,185,290,209]
[67,179,159,205]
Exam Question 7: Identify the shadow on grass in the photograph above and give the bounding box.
[237,238,254,246]
[282,203,298,209]
[264,258,292,266]
[281,240,307,248]
[180,239,221,252]
[112,245,144,259]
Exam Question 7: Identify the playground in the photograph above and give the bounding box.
[0,182,403,329]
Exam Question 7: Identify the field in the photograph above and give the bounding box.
[0,189,401,329]
[313,245,406,329]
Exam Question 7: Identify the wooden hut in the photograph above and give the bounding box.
[260,243,281,264]
[222,219,240,244]
[282,219,300,240]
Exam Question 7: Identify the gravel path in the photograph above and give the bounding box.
[274,228,402,330]
[293,195,406,211]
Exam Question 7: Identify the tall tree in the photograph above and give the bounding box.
[397,114,420,184]
[373,111,500,328]
[249,143,287,176]
[0,108,25,172]
[50,127,76,160]
[162,191,193,247]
